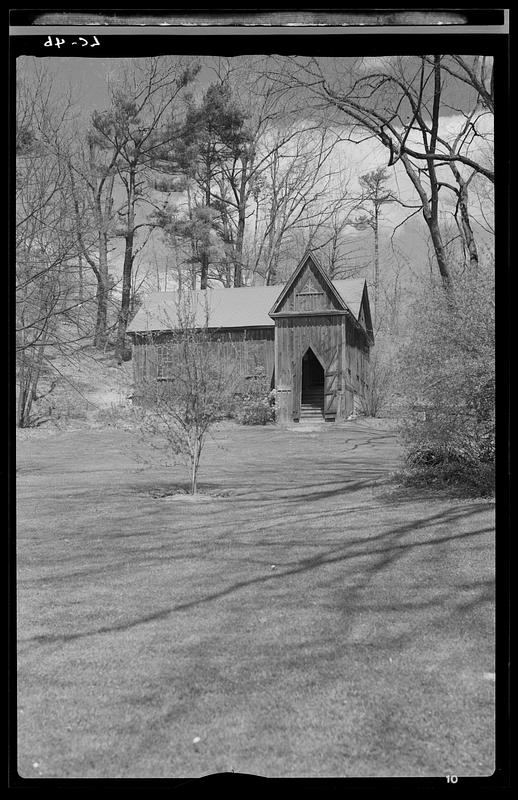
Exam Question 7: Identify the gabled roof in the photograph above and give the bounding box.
[357,281,374,340]
[127,251,369,335]
[269,251,350,316]
[324,279,366,319]
[127,285,280,333]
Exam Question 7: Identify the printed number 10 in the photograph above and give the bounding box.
[446,775,458,783]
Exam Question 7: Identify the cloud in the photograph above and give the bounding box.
[354,55,399,75]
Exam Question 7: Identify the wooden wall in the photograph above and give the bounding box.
[274,313,370,424]
[131,329,275,399]
[275,315,340,423]
[130,313,370,423]
[276,260,343,315]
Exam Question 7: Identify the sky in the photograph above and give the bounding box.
[18,53,492,119]
[16,54,494,291]
[16,56,217,117]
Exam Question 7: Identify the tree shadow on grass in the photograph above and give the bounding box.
[21,501,494,649]
[125,473,381,506]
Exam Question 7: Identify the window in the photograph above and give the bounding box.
[156,345,175,380]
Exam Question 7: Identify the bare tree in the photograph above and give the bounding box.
[155,62,352,289]
[354,167,397,319]
[273,54,493,293]
[249,126,345,284]
[68,129,120,349]
[133,294,240,494]
[16,62,88,427]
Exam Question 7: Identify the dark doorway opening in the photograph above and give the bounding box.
[301,348,324,415]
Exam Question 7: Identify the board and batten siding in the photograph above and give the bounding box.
[274,313,370,423]
[271,255,371,424]
[131,329,275,397]
[275,315,346,424]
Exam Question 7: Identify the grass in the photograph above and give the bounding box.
[16,419,495,778]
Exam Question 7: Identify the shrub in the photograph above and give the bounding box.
[234,371,274,426]
[23,377,90,427]
[398,456,495,497]
[94,401,134,430]
[406,440,473,467]
[358,338,397,417]
[397,264,495,496]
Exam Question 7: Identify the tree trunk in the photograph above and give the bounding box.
[115,229,134,363]
[373,207,379,321]
[200,250,209,290]
[234,209,245,287]
[449,163,479,271]
[191,245,197,289]
[425,56,454,295]
[233,162,248,287]
[93,241,110,349]
[400,153,453,295]
[77,253,84,327]
[30,341,46,402]
[328,226,339,280]
[93,280,109,348]
[87,151,115,349]
[267,247,281,286]
[92,204,112,348]
[190,437,201,494]
[217,191,234,287]
[17,340,47,427]
[17,353,31,427]
[426,215,453,293]
[115,169,136,363]
[265,222,279,286]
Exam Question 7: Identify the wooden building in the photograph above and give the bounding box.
[127,252,374,424]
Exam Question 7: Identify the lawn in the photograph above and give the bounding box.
[16,420,495,778]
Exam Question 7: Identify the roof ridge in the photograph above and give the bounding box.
[145,277,362,295]
[128,273,367,333]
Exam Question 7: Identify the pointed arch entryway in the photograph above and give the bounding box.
[300,346,325,420]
